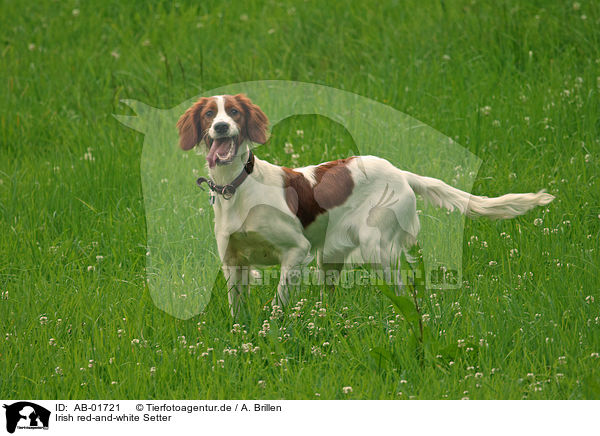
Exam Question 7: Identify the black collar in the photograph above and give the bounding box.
[196,151,255,200]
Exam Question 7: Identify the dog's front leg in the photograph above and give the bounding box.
[222,264,245,318]
[216,233,249,318]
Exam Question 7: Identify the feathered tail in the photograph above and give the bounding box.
[402,171,554,219]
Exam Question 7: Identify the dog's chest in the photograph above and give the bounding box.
[213,197,287,266]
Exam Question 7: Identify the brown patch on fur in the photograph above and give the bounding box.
[282,167,322,227]
[314,157,356,209]
[283,157,355,227]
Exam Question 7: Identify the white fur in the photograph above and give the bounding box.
[208,95,240,139]
[401,170,554,219]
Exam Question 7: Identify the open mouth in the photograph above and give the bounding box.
[206,136,238,168]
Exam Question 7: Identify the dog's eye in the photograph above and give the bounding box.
[205,110,214,117]
[229,108,239,115]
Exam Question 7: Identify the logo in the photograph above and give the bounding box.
[3,402,50,434]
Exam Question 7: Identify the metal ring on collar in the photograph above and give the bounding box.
[221,184,236,200]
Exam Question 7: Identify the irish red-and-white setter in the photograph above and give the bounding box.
[177,94,554,317]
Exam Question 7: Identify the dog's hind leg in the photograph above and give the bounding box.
[316,249,344,301]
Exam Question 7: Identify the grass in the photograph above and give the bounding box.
[1,0,599,399]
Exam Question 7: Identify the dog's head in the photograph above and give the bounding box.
[176,94,269,168]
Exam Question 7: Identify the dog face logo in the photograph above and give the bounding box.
[3,402,50,434]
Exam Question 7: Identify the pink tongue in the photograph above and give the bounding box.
[206,138,232,168]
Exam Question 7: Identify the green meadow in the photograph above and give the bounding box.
[1,0,599,399]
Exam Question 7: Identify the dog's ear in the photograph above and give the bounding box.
[176,98,209,150]
[234,94,269,144]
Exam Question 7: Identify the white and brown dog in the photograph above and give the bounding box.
[177,94,554,316]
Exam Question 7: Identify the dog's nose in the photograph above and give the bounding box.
[213,122,229,134]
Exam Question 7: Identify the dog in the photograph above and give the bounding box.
[177,94,554,317]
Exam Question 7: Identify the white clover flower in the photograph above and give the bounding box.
[83,149,94,161]
[311,346,324,357]
[479,106,492,116]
